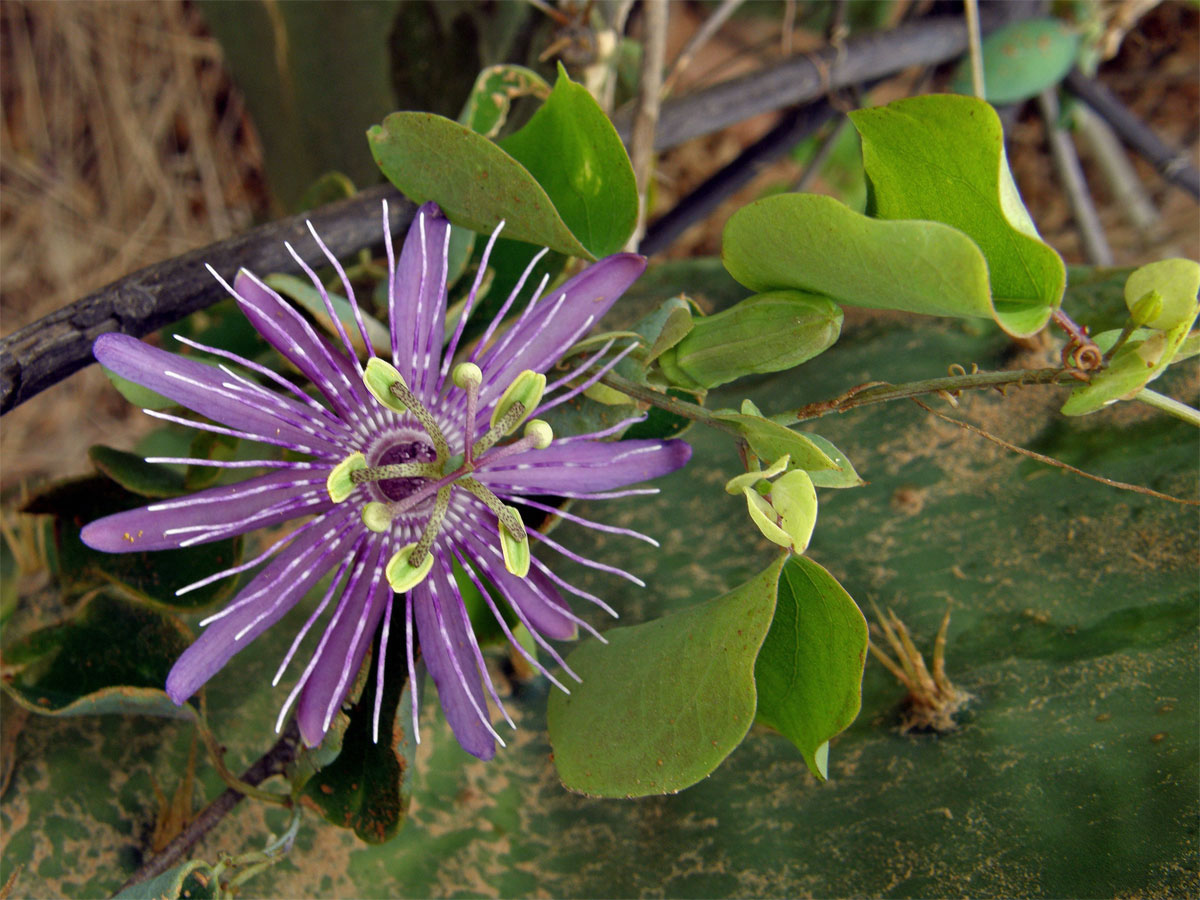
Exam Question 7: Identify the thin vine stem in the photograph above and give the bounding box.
[600,365,1084,430]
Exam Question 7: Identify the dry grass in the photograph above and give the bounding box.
[0,0,267,488]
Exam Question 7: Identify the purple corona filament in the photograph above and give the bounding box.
[81,202,691,760]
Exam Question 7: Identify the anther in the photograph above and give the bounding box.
[327,452,367,502]
[385,543,435,593]
[363,358,409,414]
[490,370,545,433]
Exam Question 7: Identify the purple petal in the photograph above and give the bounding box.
[453,523,578,641]
[412,559,496,760]
[165,509,358,704]
[477,438,692,494]
[81,470,330,552]
[94,333,348,458]
[295,539,391,746]
[231,271,370,421]
[391,202,449,401]
[475,254,646,408]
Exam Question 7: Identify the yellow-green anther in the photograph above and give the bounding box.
[724,454,791,495]
[742,488,792,548]
[361,502,392,533]
[452,362,482,390]
[363,357,409,413]
[385,543,436,593]
[490,370,545,433]
[498,506,531,577]
[1129,290,1164,327]
[771,469,818,553]
[523,419,553,450]
[327,452,367,502]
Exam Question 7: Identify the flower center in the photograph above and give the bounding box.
[375,440,437,502]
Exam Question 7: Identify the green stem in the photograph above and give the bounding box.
[598,371,743,436]
[602,367,1086,430]
[784,367,1084,423]
[1134,388,1200,427]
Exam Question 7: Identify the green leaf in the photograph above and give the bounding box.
[458,64,551,138]
[369,112,592,259]
[23,475,241,612]
[722,193,996,324]
[950,18,1081,104]
[754,557,869,780]
[2,592,196,720]
[184,430,240,491]
[547,556,786,797]
[1061,311,1198,416]
[803,434,865,488]
[301,626,411,843]
[266,273,390,357]
[498,63,638,257]
[200,0,401,210]
[88,445,185,499]
[102,366,174,411]
[712,411,839,472]
[298,171,357,212]
[1124,258,1200,331]
[113,860,219,900]
[849,95,1066,335]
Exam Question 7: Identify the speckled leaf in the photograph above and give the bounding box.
[458,64,550,138]
[369,112,591,259]
[547,556,785,797]
[301,627,412,844]
[499,64,638,258]
[754,557,868,780]
[23,475,241,612]
[88,445,185,499]
[950,18,1081,104]
[722,194,996,324]
[849,95,1065,335]
[113,860,219,900]
[4,268,1196,900]
[2,592,195,720]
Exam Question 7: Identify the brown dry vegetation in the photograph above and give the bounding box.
[0,0,267,487]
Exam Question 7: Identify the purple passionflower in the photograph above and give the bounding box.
[82,201,690,760]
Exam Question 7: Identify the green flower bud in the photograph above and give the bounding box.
[724,454,790,494]
[771,469,818,553]
[363,357,409,413]
[326,452,366,503]
[386,543,436,593]
[658,290,842,389]
[1128,290,1164,327]
[1124,259,1200,331]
